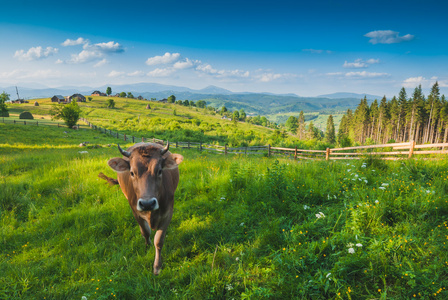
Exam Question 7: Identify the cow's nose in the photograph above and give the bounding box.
[137,198,159,211]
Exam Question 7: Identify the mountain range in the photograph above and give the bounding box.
[1,82,381,115]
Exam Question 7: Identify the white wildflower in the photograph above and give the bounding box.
[364,180,368,184]
[348,248,355,254]
[78,151,88,154]
[356,243,363,247]
[426,190,431,194]
[315,212,325,219]
[372,170,376,172]
[82,297,88,300]
[327,194,330,200]
[235,257,239,261]
[304,205,310,210]
[355,174,359,178]
[381,183,389,187]
[379,187,386,190]
[326,272,332,278]
[375,200,379,204]
[358,203,362,207]
[226,284,234,291]
[334,195,337,199]
[240,222,244,226]
[347,169,351,172]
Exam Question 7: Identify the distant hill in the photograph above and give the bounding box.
[1,83,375,115]
[317,92,382,101]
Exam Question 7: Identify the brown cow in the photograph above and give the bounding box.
[107,142,183,275]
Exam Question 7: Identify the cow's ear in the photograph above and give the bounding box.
[108,157,130,173]
[163,154,184,170]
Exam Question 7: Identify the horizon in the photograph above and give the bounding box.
[1,0,447,98]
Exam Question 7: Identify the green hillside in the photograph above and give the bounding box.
[1,122,448,299]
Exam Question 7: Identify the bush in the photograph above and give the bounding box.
[0,111,9,117]
[19,111,34,119]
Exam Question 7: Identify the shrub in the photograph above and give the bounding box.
[19,111,34,119]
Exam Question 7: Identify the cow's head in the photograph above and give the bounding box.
[107,142,183,212]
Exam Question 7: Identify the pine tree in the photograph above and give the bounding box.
[325,115,336,144]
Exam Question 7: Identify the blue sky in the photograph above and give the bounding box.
[1,0,447,97]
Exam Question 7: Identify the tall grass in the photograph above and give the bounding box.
[1,123,448,299]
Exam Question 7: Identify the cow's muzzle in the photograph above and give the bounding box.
[137,198,159,211]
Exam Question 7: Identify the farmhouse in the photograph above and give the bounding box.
[51,95,65,103]
[66,94,86,103]
[91,91,107,96]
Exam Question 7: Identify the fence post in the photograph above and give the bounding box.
[188,141,190,149]
[153,138,155,143]
[268,144,271,157]
[408,140,416,159]
[132,136,135,143]
[176,141,178,148]
[14,120,16,124]
[36,121,38,126]
[326,148,330,161]
[142,137,144,142]
[24,121,26,125]
[295,146,297,160]
[225,144,228,155]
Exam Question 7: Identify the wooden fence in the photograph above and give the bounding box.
[3,117,448,160]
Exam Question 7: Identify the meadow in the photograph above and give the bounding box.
[1,120,448,299]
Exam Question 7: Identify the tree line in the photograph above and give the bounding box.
[338,82,447,146]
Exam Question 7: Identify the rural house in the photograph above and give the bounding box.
[51,95,65,103]
[91,91,107,96]
[66,94,86,103]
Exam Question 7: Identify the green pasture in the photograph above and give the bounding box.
[1,122,448,299]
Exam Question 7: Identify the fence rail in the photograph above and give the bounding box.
[3,117,448,161]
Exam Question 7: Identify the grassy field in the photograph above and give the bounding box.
[1,121,448,299]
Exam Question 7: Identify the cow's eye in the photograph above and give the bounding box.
[158,169,162,177]
[130,171,135,177]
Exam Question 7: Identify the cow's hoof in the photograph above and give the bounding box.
[153,268,161,276]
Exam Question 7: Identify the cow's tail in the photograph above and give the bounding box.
[98,172,119,186]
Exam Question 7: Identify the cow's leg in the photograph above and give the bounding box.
[137,217,151,247]
[153,229,167,275]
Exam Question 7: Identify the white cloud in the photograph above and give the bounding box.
[127,70,145,77]
[402,76,446,88]
[327,71,390,78]
[195,63,250,79]
[345,71,390,78]
[343,59,368,68]
[303,49,332,54]
[108,70,125,77]
[146,52,181,66]
[93,59,108,68]
[68,50,103,64]
[366,58,380,64]
[0,69,62,80]
[364,30,414,44]
[173,58,200,70]
[92,41,124,53]
[55,59,63,64]
[147,68,175,77]
[62,37,89,46]
[256,72,296,82]
[14,46,59,61]
[343,58,380,68]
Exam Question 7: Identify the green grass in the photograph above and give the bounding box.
[1,123,448,299]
